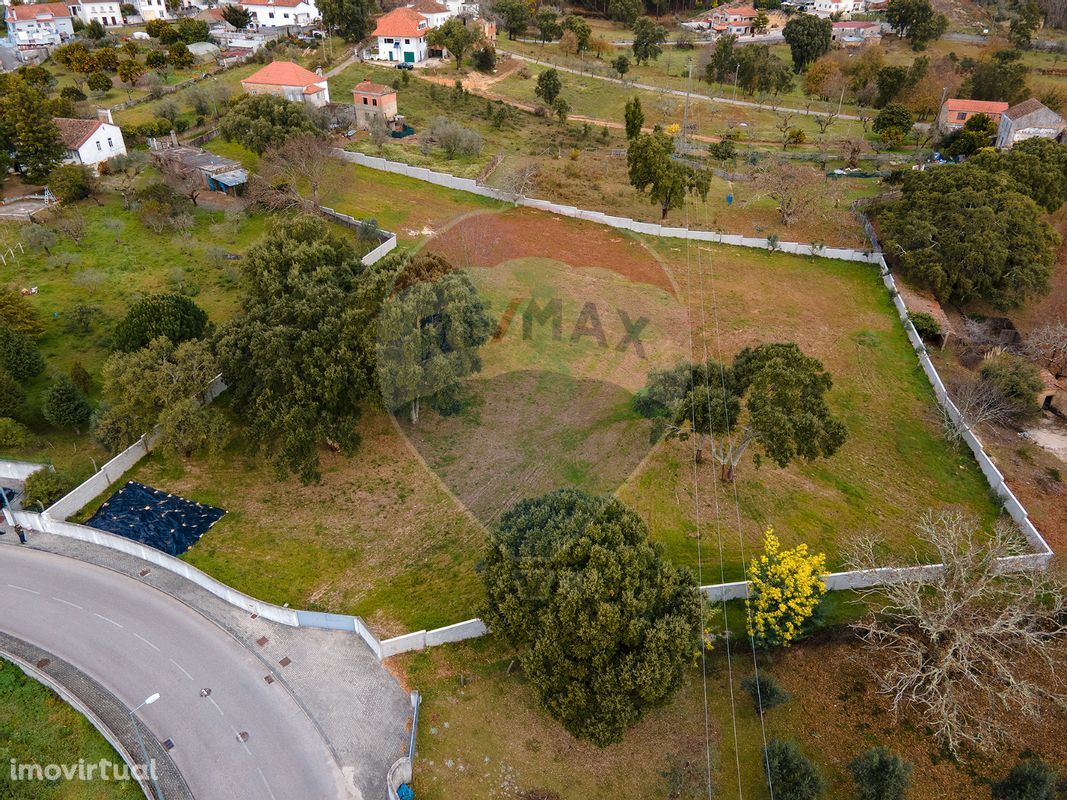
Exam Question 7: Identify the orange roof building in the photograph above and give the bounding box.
[937,98,1010,133]
[240,60,331,107]
[353,80,399,129]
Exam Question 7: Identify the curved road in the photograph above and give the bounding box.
[0,547,353,800]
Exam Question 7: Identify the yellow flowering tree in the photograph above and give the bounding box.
[746,530,827,648]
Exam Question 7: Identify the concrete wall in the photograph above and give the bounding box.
[0,459,49,482]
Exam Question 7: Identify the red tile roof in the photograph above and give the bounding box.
[7,2,72,20]
[373,7,429,37]
[409,0,448,12]
[943,99,1009,115]
[353,80,396,96]
[52,117,104,150]
[241,60,323,88]
[240,0,305,7]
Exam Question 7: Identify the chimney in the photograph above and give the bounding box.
[96,108,114,124]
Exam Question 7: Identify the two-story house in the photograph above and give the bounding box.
[239,0,321,27]
[372,7,433,64]
[68,0,125,27]
[4,2,75,49]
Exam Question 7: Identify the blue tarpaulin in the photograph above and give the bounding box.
[86,481,224,556]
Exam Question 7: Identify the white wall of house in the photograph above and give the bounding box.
[134,0,173,20]
[241,0,320,26]
[68,123,127,168]
[377,34,427,63]
[5,16,75,47]
[71,1,124,26]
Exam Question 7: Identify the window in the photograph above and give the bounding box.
[362,96,368,104]
[372,98,377,106]
[96,141,101,151]
[404,38,409,43]
[957,112,966,121]
[107,137,113,147]
[384,37,392,42]
[269,11,274,18]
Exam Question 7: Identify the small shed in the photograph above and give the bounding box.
[352,80,398,130]
[207,168,248,196]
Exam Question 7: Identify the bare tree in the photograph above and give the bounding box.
[839,137,866,169]
[748,161,830,227]
[939,376,1016,445]
[814,110,838,135]
[51,210,87,243]
[774,112,794,150]
[251,134,339,212]
[498,161,540,202]
[157,152,205,207]
[105,151,149,210]
[847,510,1067,756]
[1024,320,1067,378]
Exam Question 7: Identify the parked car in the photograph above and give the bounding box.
[395,62,414,70]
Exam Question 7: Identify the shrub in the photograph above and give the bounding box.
[473,45,496,72]
[0,328,45,381]
[70,361,93,395]
[747,530,827,648]
[992,757,1059,800]
[0,287,45,338]
[42,375,93,432]
[741,673,790,713]
[908,311,941,340]
[0,370,25,419]
[113,293,209,352]
[764,739,824,800]
[0,417,33,448]
[428,117,482,158]
[980,354,1043,419]
[48,163,97,204]
[60,85,87,102]
[849,747,912,800]
[21,468,72,510]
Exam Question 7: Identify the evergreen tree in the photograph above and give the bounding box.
[624,95,644,139]
[42,375,93,432]
[318,0,372,41]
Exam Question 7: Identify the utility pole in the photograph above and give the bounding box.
[732,61,739,101]
[682,59,693,155]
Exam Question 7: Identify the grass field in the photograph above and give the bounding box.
[0,659,142,800]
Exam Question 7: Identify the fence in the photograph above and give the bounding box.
[317,206,398,266]
[6,161,1054,661]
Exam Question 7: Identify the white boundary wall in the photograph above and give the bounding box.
[6,160,1053,661]
[0,459,49,482]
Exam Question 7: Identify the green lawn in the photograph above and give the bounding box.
[0,659,142,800]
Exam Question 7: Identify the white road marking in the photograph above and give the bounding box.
[51,596,83,610]
[93,613,123,628]
[132,632,160,652]
[256,767,279,800]
[6,584,39,595]
[169,658,194,681]
[207,696,224,717]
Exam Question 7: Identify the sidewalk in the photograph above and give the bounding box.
[0,530,412,800]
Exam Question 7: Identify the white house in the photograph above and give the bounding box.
[996,98,1067,149]
[791,0,866,17]
[372,7,433,64]
[68,0,125,27]
[239,0,320,27]
[131,0,174,21]
[240,60,330,106]
[409,0,451,27]
[53,113,127,170]
[4,2,75,49]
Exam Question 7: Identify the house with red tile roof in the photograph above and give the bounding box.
[373,7,435,64]
[353,80,399,129]
[937,99,1010,134]
[53,112,127,170]
[4,2,74,48]
[708,5,760,35]
[240,60,331,106]
[238,0,321,27]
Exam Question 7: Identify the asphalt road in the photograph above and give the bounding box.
[0,547,353,800]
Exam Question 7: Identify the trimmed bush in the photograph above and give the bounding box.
[764,739,824,800]
[21,468,71,510]
[113,293,208,352]
[741,673,790,713]
[992,757,1059,800]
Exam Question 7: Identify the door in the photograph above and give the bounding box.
[404,50,414,63]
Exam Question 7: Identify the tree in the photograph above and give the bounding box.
[636,342,847,480]
[735,44,794,95]
[85,19,105,39]
[747,530,826,648]
[145,50,169,70]
[534,68,562,106]
[494,0,530,39]
[427,17,483,71]
[69,361,92,395]
[631,16,667,65]
[135,181,193,233]
[624,95,644,138]
[113,294,209,352]
[1024,320,1067,377]
[21,224,57,257]
[318,0,372,41]
[481,489,700,747]
[48,164,97,205]
[176,17,210,43]
[106,150,149,210]
[706,33,737,85]
[168,41,195,69]
[214,215,376,482]
[93,337,221,454]
[847,511,1067,755]
[588,33,612,58]
[156,396,230,458]
[939,375,1017,445]
[86,71,112,96]
[782,13,831,72]
[612,54,630,79]
[1008,0,1042,48]
[627,128,710,220]
[0,287,44,338]
[849,747,912,800]
[253,133,339,211]
[42,375,92,432]
[21,468,71,510]
[879,165,1058,308]
[0,75,65,183]
[980,353,1043,418]
[940,111,996,156]
[872,103,913,137]
[0,370,24,419]
[374,252,492,424]
[885,0,947,49]
[969,137,1067,213]
[535,8,562,45]
[552,96,570,123]
[220,94,319,154]
[753,10,770,33]
[763,739,825,800]
[608,0,640,25]
[221,3,252,30]
[750,161,827,226]
[0,417,34,448]
[964,50,1029,104]
[992,757,1059,800]
[0,328,45,381]
[116,59,146,100]
[561,15,591,51]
